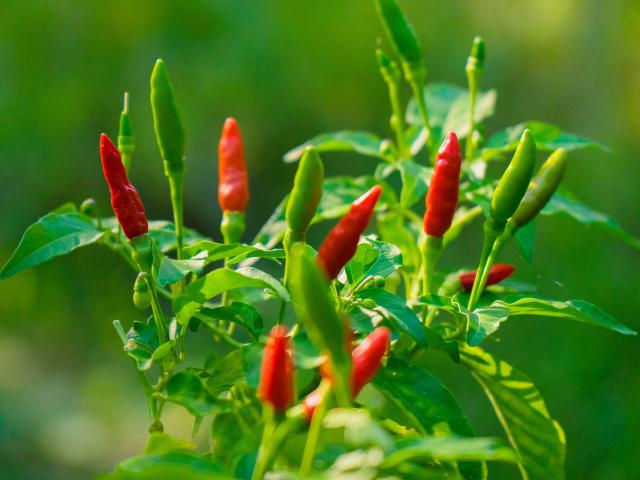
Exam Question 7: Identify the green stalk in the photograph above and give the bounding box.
[388,80,411,159]
[252,406,277,480]
[300,380,332,475]
[420,235,443,324]
[465,88,477,161]
[467,219,506,311]
[406,68,434,159]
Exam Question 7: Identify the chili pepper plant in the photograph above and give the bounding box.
[2,1,638,479]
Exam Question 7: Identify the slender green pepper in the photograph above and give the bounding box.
[465,36,485,161]
[118,92,135,173]
[490,129,537,224]
[150,59,185,176]
[376,49,410,159]
[133,272,152,310]
[374,0,423,72]
[284,147,324,248]
[511,148,568,229]
[150,59,186,263]
[289,244,351,407]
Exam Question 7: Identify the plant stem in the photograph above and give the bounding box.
[406,68,434,160]
[387,81,411,160]
[466,89,477,161]
[300,380,331,475]
[169,174,185,293]
[467,219,507,311]
[252,406,276,480]
[420,235,443,324]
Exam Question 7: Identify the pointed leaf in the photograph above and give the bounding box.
[284,131,386,163]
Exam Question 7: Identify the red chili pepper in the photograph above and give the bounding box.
[99,133,148,240]
[459,263,515,291]
[218,117,249,213]
[304,326,391,421]
[317,185,383,279]
[258,325,295,412]
[424,132,462,237]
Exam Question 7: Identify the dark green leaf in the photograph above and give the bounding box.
[344,237,402,288]
[147,220,209,253]
[173,267,288,326]
[373,357,484,480]
[164,371,220,417]
[482,121,608,160]
[461,345,566,480]
[514,220,536,263]
[542,192,640,250]
[398,159,432,208]
[1,211,103,279]
[284,131,386,163]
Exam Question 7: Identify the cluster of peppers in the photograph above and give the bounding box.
[97,3,570,475]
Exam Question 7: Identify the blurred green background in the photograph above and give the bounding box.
[0,0,638,478]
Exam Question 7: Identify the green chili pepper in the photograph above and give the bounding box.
[511,148,568,229]
[118,92,135,173]
[133,272,152,310]
[150,59,186,264]
[374,0,423,73]
[490,129,537,224]
[289,244,351,407]
[221,211,245,245]
[150,59,185,177]
[465,36,485,161]
[284,147,324,247]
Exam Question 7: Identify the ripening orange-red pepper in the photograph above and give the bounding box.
[459,263,515,291]
[258,326,295,412]
[218,117,249,213]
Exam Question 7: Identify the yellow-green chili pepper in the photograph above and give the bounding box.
[118,92,135,173]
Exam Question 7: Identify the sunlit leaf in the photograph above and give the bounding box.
[461,345,566,480]
[197,302,263,340]
[284,131,386,163]
[1,211,103,279]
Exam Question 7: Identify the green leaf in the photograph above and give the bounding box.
[173,267,288,326]
[110,451,230,480]
[164,371,221,417]
[147,220,209,253]
[284,131,386,163]
[210,402,262,468]
[354,288,426,348]
[382,436,517,468]
[461,345,566,480]
[157,253,207,287]
[144,433,196,454]
[183,241,284,266]
[397,159,432,208]
[373,357,484,480]
[482,121,608,160]
[197,302,263,340]
[323,408,394,453]
[459,295,635,346]
[542,192,640,250]
[121,320,159,371]
[514,220,536,263]
[0,211,103,279]
[377,212,421,275]
[406,83,497,145]
[344,237,402,288]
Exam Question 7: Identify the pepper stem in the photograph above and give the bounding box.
[467,218,507,311]
[420,235,443,324]
[465,88,477,161]
[168,174,185,295]
[386,78,411,160]
[252,405,277,480]
[405,66,434,160]
[300,379,332,475]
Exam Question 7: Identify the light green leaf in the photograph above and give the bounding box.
[514,220,536,263]
[482,121,608,160]
[144,433,196,454]
[398,159,432,208]
[377,211,421,274]
[324,408,394,453]
[344,237,402,288]
[110,451,230,479]
[382,436,517,468]
[461,345,566,480]
[157,252,207,287]
[147,220,209,253]
[173,267,288,326]
[197,302,263,340]
[542,192,640,250]
[183,241,284,266]
[284,131,386,163]
[373,357,484,480]
[1,211,103,279]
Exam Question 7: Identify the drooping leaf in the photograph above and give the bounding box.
[173,267,288,326]
[373,357,484,480]
[461,345,566,480]
[183,241,284,266]
[284,131,387,163]
[541,192,640,250]
[1,211,103,279]
[482,121,608,160]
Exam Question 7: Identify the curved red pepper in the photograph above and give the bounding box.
[459,263,515,291]
[304,326,391,421]
[423,132,462,237]
[100,133,148,240]
[317,185,383,279]
[258,325,295,412]
[218,117,249,213]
